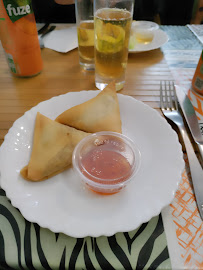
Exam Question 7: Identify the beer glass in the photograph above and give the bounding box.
[94,0,134,90]
[75,0,94,70]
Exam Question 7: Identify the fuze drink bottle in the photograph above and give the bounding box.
[0,0,43,77]
[192,49,203,96]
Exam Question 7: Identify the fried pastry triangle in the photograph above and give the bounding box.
[55,82,122,133]
[20,112,89,181]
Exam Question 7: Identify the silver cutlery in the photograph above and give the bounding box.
[176,86,203,164]
[160,80,203,220]
[38,25,56,49]
[38,23,50,35]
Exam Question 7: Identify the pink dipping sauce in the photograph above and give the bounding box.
[72,132,141,195]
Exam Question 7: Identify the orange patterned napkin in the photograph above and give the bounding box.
[162,67,203,270]
[170,155,203,269]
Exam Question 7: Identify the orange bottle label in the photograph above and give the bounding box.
[0,0,43,77]
[192,50,203,96]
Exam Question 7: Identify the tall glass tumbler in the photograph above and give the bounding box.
[75,0,94,70]
[94,0,134,91]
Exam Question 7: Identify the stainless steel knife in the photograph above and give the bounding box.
[175,86,203,164]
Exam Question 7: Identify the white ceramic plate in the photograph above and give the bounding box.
[129,29,169,53]
[0,91,184,237]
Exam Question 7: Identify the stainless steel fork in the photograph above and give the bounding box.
[160,81,203,220]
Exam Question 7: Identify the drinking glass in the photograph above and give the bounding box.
[75,0,94,70]
[94,0,134,91]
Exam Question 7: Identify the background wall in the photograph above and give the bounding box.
[32,0,195,25]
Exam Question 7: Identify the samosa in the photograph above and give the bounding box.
[20,112,90,181]
[55,81,122,133]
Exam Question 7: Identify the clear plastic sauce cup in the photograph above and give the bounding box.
[72,131,141,195]
[132,21,159,45]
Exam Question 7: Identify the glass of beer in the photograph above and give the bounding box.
[94,0,134,91]
[75,0,94,70]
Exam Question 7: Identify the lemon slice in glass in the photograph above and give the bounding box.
[96,22,125,53]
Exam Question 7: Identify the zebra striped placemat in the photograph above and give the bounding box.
[0,187,171,269]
